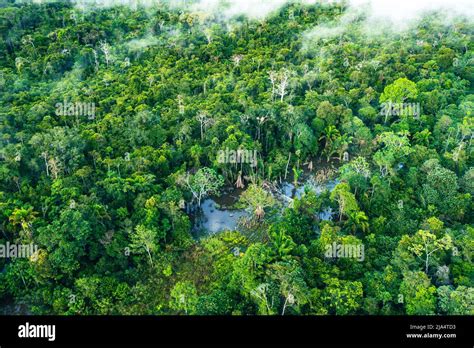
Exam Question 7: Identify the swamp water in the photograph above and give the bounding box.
[189,176,339,238]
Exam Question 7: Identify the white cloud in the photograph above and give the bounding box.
[301,0,473,48]
[68,0,473,24]
[189,0,289,19]
[126,35,159,51]
[348,0,473,25]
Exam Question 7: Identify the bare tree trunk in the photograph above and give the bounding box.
[146,247,153,266]
[281,296,288,315]
[284,152,291,180]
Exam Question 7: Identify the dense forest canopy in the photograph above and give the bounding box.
[0,0,473,315]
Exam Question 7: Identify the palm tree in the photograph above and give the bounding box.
[238,184,276,224]
[270,228,295,259]
[8,207,37,240]
[346,211,369,234]
[414,129,431,146]
[319,125,340,161]
[335,134,353,161]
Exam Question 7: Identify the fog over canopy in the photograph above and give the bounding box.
[64,0,473,24]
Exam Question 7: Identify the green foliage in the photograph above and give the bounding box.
[170,281,198,315]
[380,78,418,104]
[400,271,437,315]
[0,1,471,316]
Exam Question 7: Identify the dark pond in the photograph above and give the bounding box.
[190,176,339,238]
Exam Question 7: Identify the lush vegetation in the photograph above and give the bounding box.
[0,1,472,315]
